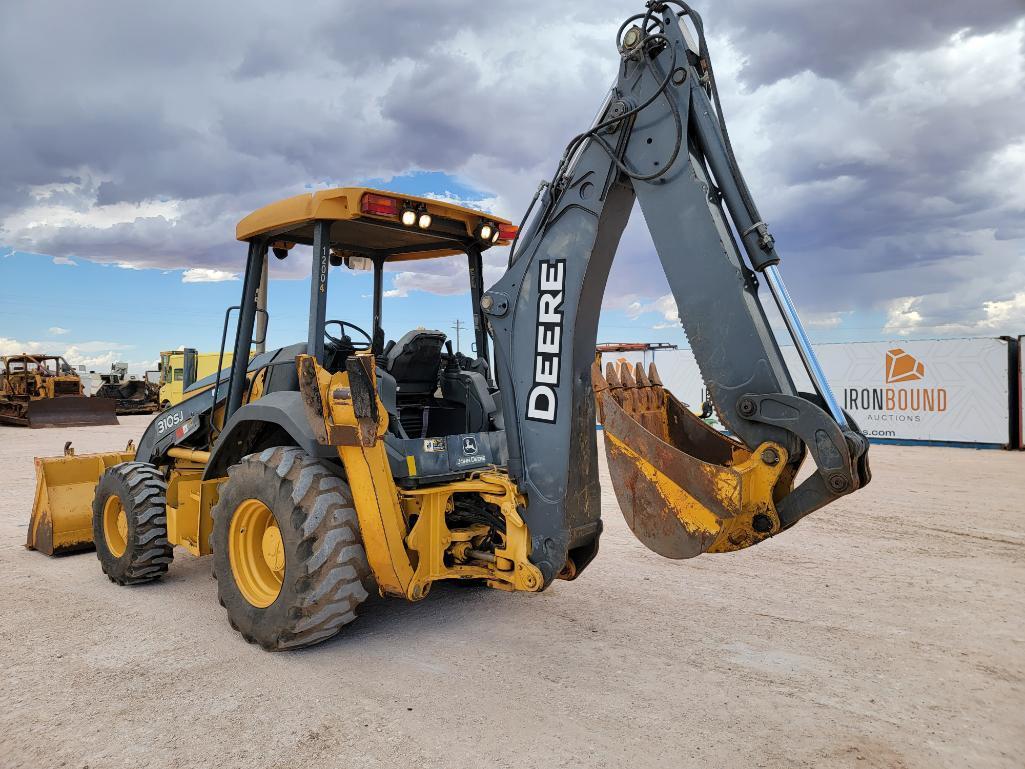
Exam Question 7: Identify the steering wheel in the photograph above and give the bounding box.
[324,320,372,351]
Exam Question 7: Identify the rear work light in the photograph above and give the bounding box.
[498,224,519,241]
[361,193,400,217]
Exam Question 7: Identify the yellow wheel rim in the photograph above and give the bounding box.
[228,499,284,608]
[102,495,128,557]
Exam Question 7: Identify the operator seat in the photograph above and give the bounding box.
[261,343,307,394]
[383,329,446,395]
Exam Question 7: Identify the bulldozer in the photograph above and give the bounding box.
[94,362,160,415]
[27,1,870,650]
[0,354,117,428]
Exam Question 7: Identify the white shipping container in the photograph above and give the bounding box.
[1019,335,1024,450]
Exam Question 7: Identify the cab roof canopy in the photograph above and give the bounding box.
[3,354,64,362]
[235,187,514,262]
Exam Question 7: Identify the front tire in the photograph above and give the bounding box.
[92,462,173,585]
[211,447,372,651]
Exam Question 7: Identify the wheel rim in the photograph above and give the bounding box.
[102,495,128,557]
[228,498,284,608]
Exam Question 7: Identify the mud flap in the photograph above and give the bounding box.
[27,446,136,555]
[594,361,794,558]
[24,397,118,428]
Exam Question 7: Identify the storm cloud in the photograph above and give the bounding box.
[1,0,1023,335]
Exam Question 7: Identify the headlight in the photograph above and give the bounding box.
[417,212,432,229]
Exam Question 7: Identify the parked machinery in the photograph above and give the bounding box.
[27,2,870,650]
[0,354,117,428]
[94,362,160,415]
[157,349,237,409]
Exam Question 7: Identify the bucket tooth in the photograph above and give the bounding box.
[647,362,663,387]
[591,360,609,396]
[618,361,636,389]
[632,363,653,412]
[605,361,622,390]
[634,362,650,388]
[646,363,665,409]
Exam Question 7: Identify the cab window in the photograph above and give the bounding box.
[173,368,184,381]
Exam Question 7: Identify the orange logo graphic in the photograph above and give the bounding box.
[885,348,925,383]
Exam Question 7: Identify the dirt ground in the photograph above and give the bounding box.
[1,417,1023,769]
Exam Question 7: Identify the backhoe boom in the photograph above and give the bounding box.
[484,1,871,585]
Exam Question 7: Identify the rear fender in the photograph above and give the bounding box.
[203,391,337,480]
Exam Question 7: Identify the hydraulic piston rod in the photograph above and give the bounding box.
[762,264,848,428]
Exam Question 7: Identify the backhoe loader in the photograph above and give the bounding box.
[28,1,870,650]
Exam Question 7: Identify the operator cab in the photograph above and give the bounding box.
[221,187,516,487]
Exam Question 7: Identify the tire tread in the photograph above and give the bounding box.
[93,462,172,585]
[212,446,371,651]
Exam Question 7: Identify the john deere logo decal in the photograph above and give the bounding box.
[885,348,925,383]
[455,435,486,468]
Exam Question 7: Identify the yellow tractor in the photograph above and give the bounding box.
[28,2,870,651]
[1,354,117,428]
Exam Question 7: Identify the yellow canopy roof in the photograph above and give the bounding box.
[235,187,513,262]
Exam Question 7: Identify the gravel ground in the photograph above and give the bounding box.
[1,416,1023,769]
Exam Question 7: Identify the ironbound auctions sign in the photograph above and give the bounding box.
[802,339,1009,444]
[612,338,1010,445]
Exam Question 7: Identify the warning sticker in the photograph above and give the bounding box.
[423,438,447,453]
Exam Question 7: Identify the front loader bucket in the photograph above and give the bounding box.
[24,397,118,428]
[27,447,135,555]
[593,360,794,558]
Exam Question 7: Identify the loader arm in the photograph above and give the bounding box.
[484,1,871,585]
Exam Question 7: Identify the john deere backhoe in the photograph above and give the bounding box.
[28,1,869,650]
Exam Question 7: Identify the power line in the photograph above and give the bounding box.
[452,319,465,353]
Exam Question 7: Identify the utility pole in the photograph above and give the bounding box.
[452,319,465,353]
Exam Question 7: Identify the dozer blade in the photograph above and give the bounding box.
[593,360,795,558]
[23,397,118,428]
[27,445,135,555]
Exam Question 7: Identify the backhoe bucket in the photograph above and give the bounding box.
[27,446,135,555]
[593,360,794,558]
[23,396,118,428]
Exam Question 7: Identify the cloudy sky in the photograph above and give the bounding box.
[1,0,1023,373]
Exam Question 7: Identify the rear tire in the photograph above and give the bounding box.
[92,462,173,585]
[211,447,372,651]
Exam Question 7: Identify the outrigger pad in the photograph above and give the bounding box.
[593,360,791,558]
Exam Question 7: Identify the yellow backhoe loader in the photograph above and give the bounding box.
[27,2,870,651]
